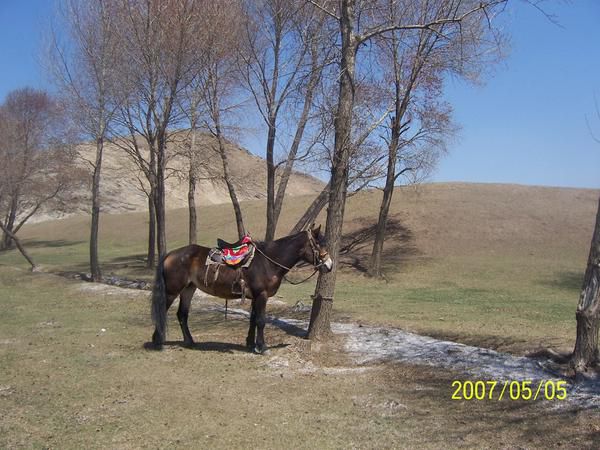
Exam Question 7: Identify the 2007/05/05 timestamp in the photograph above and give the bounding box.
[451,380,568,401]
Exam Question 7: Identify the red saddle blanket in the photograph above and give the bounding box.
[220,236,253,266]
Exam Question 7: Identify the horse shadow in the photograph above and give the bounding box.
[141,307,308,353]
[143,340,290,353]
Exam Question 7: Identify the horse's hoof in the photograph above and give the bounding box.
[254,345,269,355]
[247,344,256,353]
[145,341,163,351]
[183,340,194,348]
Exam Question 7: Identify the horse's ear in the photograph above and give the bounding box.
[312,224,321,237]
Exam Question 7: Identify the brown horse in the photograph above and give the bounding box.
[150,225,333,353]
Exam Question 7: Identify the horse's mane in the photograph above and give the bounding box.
[254,230,305,252]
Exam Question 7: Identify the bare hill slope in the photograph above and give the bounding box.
[340,182,599,262]
[35,132,324,222]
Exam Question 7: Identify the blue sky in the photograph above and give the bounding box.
[1,0,599,189]
[440,0,600,188]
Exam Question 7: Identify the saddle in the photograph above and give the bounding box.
[209,235,254,267]
[217,236,251,249]
[205,235,254,304]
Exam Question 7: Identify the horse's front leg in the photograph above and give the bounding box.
[246,299,257,351]
[254,293,269,354]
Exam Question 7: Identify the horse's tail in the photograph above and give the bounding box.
[151,256,167,348]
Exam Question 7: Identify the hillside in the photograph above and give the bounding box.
[33,132,324,222]
[3,182,599,354]
[15,181,599,270]
[338,182,599,264]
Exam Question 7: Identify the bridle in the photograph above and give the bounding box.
[306,229,329,269]
[252,230,330,285]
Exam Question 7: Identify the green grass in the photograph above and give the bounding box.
[1,183,600,448]
[1,267,599,449]
[0,184,595,356]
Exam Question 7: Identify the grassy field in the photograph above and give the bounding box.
[1,268,599,449]
[1,182,599,448]
[2,183,597,354]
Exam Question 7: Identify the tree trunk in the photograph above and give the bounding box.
[571,197,600,373]
[369,174,395,277]
[1,196,18,250]
[368,113,401,278]
[0,221,37,271]
[188,125,198,245]
[290,182,330,234]
[188,168,197,245]
[217,134,245,239]
[308,0,357,340]
[89,136,103,281]
[146,189,156,269]
[265,122,277,241]
[272,54,320,238]
[155,136,167,260]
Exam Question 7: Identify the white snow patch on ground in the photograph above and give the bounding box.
[73,280,599,409]
[214,306,599,408]
[334,322,600,408]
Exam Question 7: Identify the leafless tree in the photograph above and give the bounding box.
[571,100,600,373]
[0,88,79,268]
[367,0,503,277]
[192,0,249,239]
[570,197,600,374]
[49,0,123,281]
[109,0,204,264]
[178,89,205,245]
[240,0,332,240]
[306,0,508,340]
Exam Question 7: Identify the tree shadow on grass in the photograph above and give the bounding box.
[69,253,152,278]
[420,329,534,355]
[540,270,583,291]
[16,239,85,249]
[384,363,600,446]
[338,216,420,273]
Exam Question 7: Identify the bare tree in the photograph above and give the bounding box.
[365,0,504,277]
[49,0,123,281]
[306,0,508,340]
[0,88,78,266]
[110,0,203,262]
[180,93,204,245]
[240,0,331,240]
[570,197,600,373]
[571,101,600,373]
[194,0,248,239]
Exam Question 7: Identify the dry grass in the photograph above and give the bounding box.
[2,183,598,355]
[1,182,599,448]
[1,268,598,449]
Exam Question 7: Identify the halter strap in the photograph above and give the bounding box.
[253,230,327,272]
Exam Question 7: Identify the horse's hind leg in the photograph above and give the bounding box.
[151,294,177,347]
[177,285,196,347]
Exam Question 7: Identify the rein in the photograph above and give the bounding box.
[253,244,294,271]
[252,231,326,285]
[283,268,319,285]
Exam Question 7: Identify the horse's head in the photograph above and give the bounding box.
[303,224,333,273]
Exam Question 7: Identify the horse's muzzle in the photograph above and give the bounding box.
[321,256,333,272]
